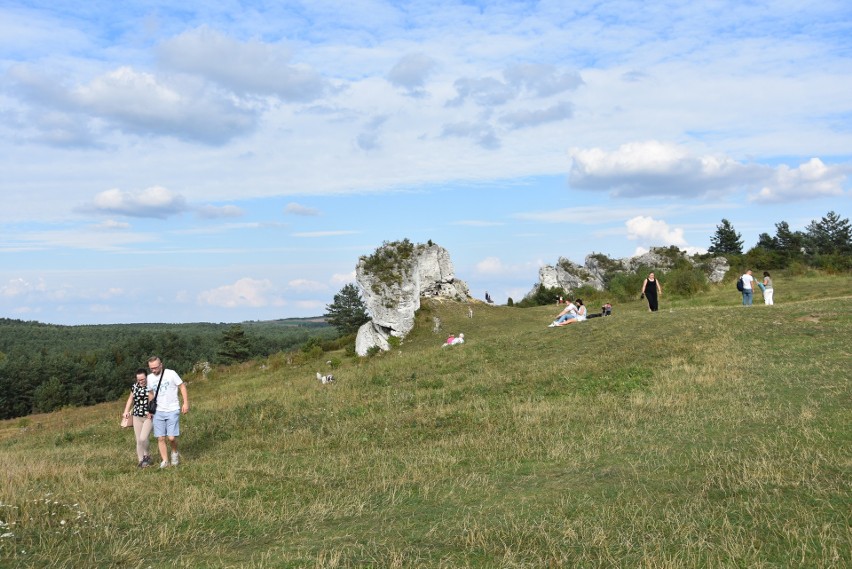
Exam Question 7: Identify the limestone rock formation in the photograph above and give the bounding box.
[528,247,730,299]
[355,240,470,356]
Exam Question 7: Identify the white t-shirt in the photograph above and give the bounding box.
[741,274,756,290]
[147,368,183,413]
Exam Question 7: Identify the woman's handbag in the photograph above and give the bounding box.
[120,414,131,428]
[147,370,165,415]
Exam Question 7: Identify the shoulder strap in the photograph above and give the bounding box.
[153,369,165,399]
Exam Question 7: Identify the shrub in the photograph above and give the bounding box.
[516,285,566,307]
[664,266,709,297]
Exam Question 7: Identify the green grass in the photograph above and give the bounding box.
[1,273,850,568]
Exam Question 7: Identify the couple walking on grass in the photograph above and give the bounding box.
[121,356,189,469]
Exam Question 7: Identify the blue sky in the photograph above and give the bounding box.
[1,0,850,325]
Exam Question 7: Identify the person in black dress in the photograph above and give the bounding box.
[641,272,662,312]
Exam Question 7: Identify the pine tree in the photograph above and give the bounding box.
[217,324,251,364]
[708,219,744,255]
[325,283,370,336]
[805,211,852,255]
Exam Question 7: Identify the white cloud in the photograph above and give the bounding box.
[474,256,539,276]
[285,202,321,216]
[1,277,46,297]
[330,272,356,286]
[387,53,436,91]
[158,26,327,101]
[197,205,244,219]
[197,277,280,308]
[625,216,688,248]
[288,278,326,291]
[569,141,767,198]
[9,64,258,144]
[503,64,583,97]
[752,158,848,203]
[91,220,131,230]
[89,185,187,218]
[500,101,573,129]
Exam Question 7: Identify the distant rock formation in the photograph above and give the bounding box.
[529,247,730,299]
[355,240,470,356]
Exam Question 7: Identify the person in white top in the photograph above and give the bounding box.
[147,356,189,469]
[554,299,587,326]
[741,269,757,306]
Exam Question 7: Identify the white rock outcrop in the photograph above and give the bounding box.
[528,248,730,299]
[355,241,470,356]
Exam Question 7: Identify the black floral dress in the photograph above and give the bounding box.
[130,384,149,417]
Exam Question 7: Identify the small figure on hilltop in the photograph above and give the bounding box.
[762,271,774,305]
[485,291,493,303]
[641,272,662,312]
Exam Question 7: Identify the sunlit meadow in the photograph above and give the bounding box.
[1,272,850,568]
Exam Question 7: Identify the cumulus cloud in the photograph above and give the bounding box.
[569,141,767,198]
[285,202,321,216]
[356,115,388,151]
[197,204,244,219]
[448,77,516,107]
[89,186,188,218]
[197,277,280,308]
[1,277,46,297]
[387,53,436,91]
[330,272,356,286]
[288,278,326,291]
[475,256,507,274]
[9,64,258,144]
[158,26,327,101]
[503,64,583,96]
[501,101,574,129]
[625,216,690,251]
[91,220,131,230]
[441,121,500,149]
[752,158,847,203]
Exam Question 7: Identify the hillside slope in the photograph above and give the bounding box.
[1,274,850,568]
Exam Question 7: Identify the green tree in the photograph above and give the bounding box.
[806,211,852,255]
[325,283,370,336]
[217,324,252,364]
[708,219,744,255]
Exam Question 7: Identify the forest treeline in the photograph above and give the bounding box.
[0,318,334,420]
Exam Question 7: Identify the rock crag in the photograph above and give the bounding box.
[355,240,470,356]
[530,247,730,299]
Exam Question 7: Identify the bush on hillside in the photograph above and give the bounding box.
[516,285,566,307]
[664,266,709,297]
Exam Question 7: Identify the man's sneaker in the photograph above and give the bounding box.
[170,451,180,466]
[137,459,146,469]
[141,455,151,468]
[159,460,169,469]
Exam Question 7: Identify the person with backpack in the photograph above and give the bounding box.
[739,269,757,306]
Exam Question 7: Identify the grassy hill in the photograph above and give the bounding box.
[1,273,850,568]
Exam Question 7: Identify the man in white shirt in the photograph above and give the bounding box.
[741,269,756,306]
[147,356,189,469]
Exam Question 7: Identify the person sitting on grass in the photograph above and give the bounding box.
[554,299,586,326]
[549,299,578,327]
